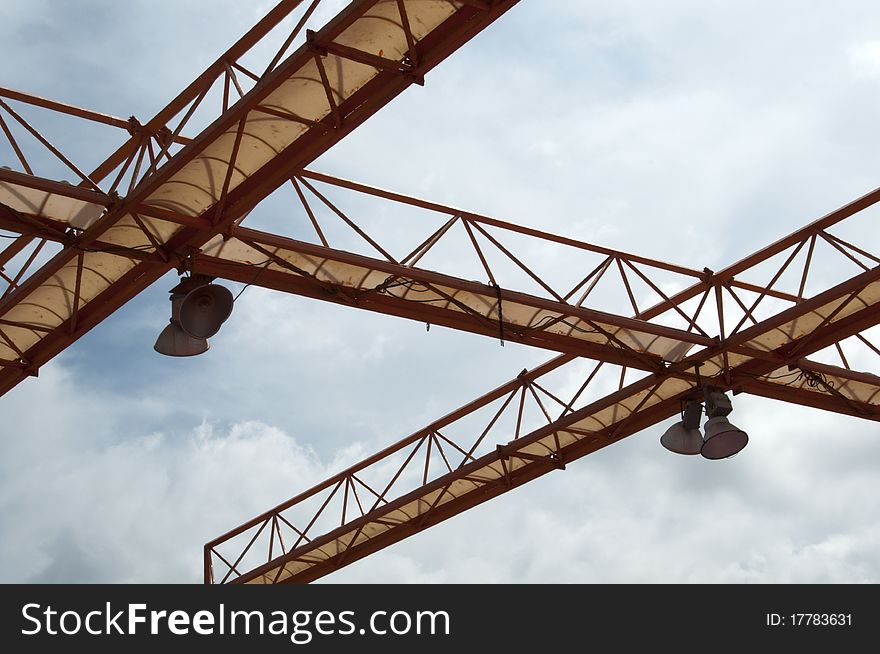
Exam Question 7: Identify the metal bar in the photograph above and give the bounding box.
[819,230,870,271]
[565,255,613,304]
[263,0,323,76]
[230,373,685,584]
[469,220,566,303]
[289,479,344,551]
[340,477,350,529]
[0,85,189,145]
[529,379,570,412]
[213,117,248,224]
[783,287,867,360]
[461,218,497,285]
[434,428,478,465]
[224,61,246,98]
[0,235,34,268]
[129,213,169,261]
[0,109,34,175]
[254,104,332,131]
[296,176,399,263]
[401,215,458,268]
[136,82,211,185]
[107,139,141,196]
[0,328,25,358]
[728,238,807,336]
[623,258,711,337]
[290,177,330,247]
[513,383,527,440]
[126,141,148,196]
[1,238,46,300]
[823,231,880,266]
[68,252,84,335]
[211,548,243,580]
[349,475,365,517]
[685,286,712,336]
[715,284,731,384]
[796,234,817,301]
[615,256,640,315]
[0,99,102,190]
[430,433,454,473]
[312,37,416,75]
[461,387,519,463]
[834,341,850,369]
[422,435,433,486]
[739,375,879,420]
[299,170,707,281]
[558,360,604,419]
[856,333,880,359]
[219,517,270,584]
[277,512,311,543]
[396,0,420,67]
[368,437,428,512]
[231,61,261,84]
[351,474,385,505]
[312,53,342,129]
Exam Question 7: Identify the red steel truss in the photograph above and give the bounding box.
[200,184,880,583]
[0,1,878,584]
[0,0,521,394]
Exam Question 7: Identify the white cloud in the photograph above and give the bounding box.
[1,367,361,582]
[849,41,880,78]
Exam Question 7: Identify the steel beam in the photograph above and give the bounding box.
[0,0,523,395]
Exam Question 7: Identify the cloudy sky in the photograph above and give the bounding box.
[1,0,880,583]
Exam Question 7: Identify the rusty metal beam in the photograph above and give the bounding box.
[196,254,674,369]
[0,86,192,145]
[207,249,880,584]
[0,0,524,397]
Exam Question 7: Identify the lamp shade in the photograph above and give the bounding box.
[660,421,704,455]
[701,416,748,459]
[179,284,234,339]
[153,321,209,357]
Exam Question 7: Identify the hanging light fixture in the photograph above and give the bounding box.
[154,276,233,357]
[660,400,704,455]
[700,389,749,460]
[659,387,749,460]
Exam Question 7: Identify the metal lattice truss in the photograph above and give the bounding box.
[0,0,878,584]
[0,0,519,392]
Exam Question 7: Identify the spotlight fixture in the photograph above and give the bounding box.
[154,276,234,357]
[660,400,704,455]
[659,387,749,460]
[700,389,749,460]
